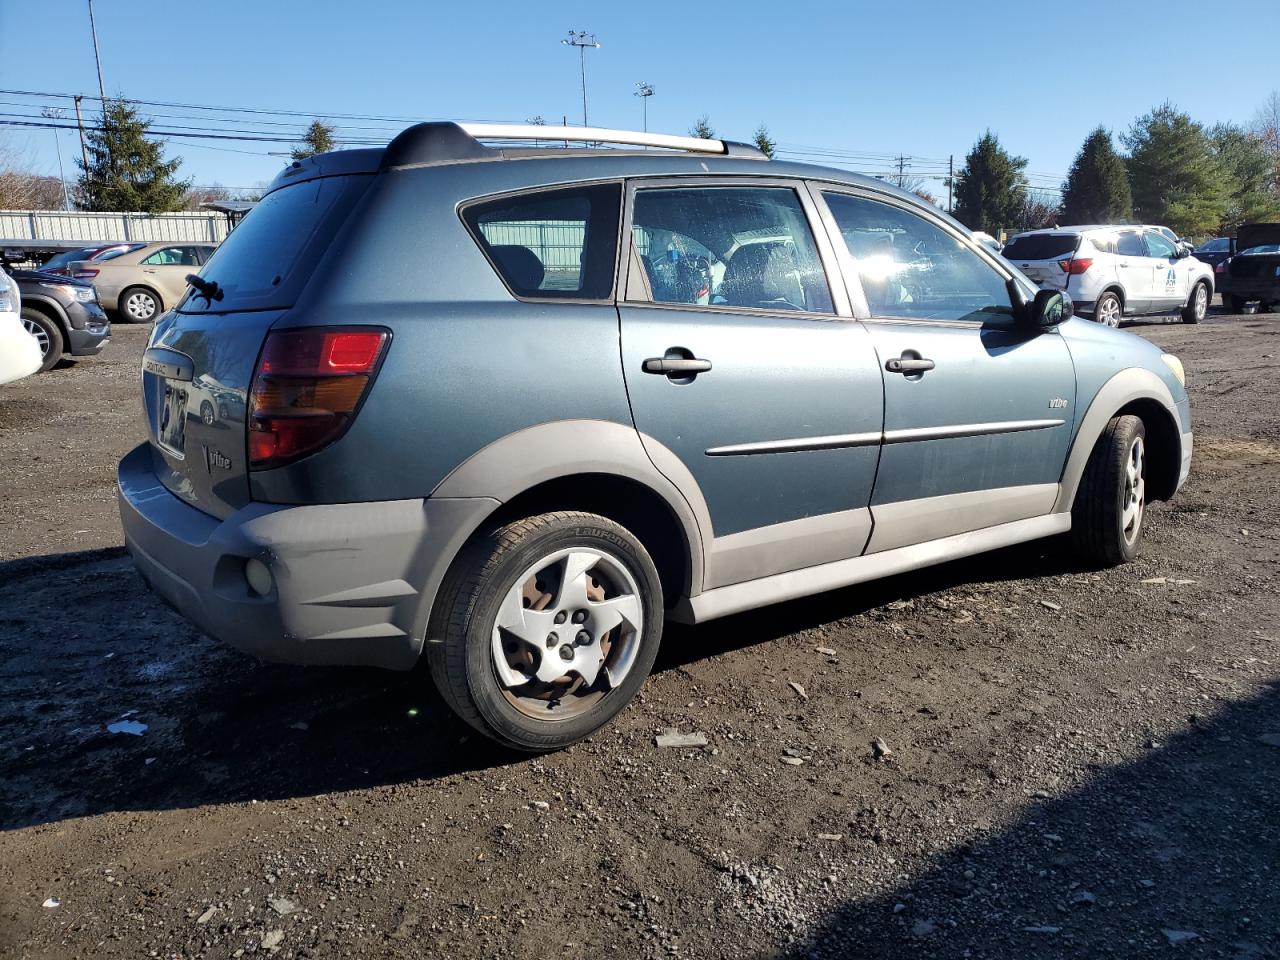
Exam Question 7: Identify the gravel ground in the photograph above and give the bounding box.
[0,311,1277,960]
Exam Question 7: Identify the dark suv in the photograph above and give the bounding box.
[7,268,111,371]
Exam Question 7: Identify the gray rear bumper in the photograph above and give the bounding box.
[117,443,496,670]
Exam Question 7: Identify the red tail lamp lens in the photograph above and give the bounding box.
[248,328,389,470]
[1058,258,1093,275]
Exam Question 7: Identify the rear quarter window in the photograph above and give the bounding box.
[462,183,622,300]
[1001,234,1079,260]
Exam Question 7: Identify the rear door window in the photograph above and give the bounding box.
[1000,234,1079,261]
[463,183,621,300]
[627,186,833,314]
[1117,232,1146,257]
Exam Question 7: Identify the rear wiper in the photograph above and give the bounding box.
[185,273,223,305]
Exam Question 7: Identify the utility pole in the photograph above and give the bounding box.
[41,108,71,210]
[87,0,107,109]
[561,30,599,128]
[895,154,906,189]
[634,82,654,132]
[947,154,954,214]
[73,95,90,176]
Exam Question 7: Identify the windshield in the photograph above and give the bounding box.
[1000,234,1078,261]
[1197,238,1230,253]
[1238,244,1280,256]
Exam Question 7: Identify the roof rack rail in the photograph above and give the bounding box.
[381,121,767,169]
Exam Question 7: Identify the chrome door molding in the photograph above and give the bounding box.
[704,419,1063,457]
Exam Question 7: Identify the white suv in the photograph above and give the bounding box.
[1002,226,1214,326]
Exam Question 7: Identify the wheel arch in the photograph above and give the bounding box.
[430,419,711,603]
[1055,368,1184,512]
[19,294,71,337]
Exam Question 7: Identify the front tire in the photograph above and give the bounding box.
[119,286,161,323]
[1072,415,1147,567]
[1093,291,1122,328]
[427,511,664,752]
[20,308,64,372]
[1181,281,1209,323]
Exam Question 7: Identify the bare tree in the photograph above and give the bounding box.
[1251,89,1280,188]
[0,140,70,208]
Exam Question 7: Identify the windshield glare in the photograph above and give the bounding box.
[1239,244,1280,256]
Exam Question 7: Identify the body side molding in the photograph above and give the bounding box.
[705,508,872,589]
[867,483,1059,554]
[675,513,1072,624]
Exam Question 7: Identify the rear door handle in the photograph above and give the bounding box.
[643,357,712,375]
[885,357,935,374]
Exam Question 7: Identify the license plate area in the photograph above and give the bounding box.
[157,381,188,458]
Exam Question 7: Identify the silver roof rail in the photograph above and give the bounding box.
[380,121,767,169]
[460,123,730,154]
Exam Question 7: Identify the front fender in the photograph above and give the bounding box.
[1053,367,1184,513]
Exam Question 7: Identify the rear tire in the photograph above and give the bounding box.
[119,286,161,323]
[1259,301,1276,314]
[1225,294,1247,313]
[1072,415,1147,567]
[20,307,63,372]
[426,511,664,752]
[1093,291,1122,327]
[1181,281,1208,323]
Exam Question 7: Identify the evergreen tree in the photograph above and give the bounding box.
[1210,122,1280,232]
[1122,104,1227,238]
[952,131,1028,233]
[752,124,776,159]
[1060,127,1131,224]
[77,99,189,212]
[291,120,338,160]
[689,115,716,140]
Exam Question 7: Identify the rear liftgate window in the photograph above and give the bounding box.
[463,183,622,300]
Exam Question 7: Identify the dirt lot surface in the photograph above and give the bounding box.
[1,313,1277,960]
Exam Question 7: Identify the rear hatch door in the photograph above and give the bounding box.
[1001,233,1080,289]
[142,167,374,519]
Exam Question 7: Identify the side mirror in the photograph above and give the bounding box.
[1175,242,1192,258]
[1028,288,1072,328]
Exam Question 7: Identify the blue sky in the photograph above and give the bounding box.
[2,0,1277,198]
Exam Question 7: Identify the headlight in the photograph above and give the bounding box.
[73,286,96,303]
[1161,353,1186,387]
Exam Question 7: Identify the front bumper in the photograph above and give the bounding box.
[1178,431,1193,491]
[117,443,497,670]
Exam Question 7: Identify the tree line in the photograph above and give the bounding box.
[4,96,1277,240]
[953,93,1280,240]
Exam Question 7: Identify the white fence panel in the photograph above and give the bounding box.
[0,210,228,244]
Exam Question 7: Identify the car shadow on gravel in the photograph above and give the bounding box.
[778,684,1280,959]
[0,534,1094,832]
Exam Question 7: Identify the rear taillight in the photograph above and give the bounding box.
[248,327,390,470]
[1058,258,1093,275]
[1216,260,1228,273]
[73,268,99,278]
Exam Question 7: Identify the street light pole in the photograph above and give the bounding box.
[561,31,599,128]
[634,82,654,132]
[41,108,71,210]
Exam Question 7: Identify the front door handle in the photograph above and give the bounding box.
[643,357,712,375]
[885,357,935,374]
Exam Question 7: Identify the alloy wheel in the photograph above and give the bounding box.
[1097,297,1121,327]
[1194,284,1208,320]
[125,291,157,321]
[1121,435,1145,545]
[490,547,644,721]
[20,317,50,356]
